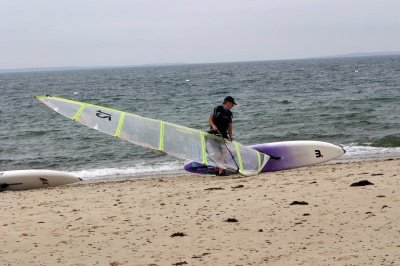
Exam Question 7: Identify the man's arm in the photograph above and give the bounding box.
[208,115,218,131]
[228,123,233,141]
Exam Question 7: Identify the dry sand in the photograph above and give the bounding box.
[1,158,399,266]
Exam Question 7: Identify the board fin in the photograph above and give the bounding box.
[1,183,23,189]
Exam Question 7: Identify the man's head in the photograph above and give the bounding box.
[223,96,236,110]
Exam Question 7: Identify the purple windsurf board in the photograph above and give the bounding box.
[184,140,345,175]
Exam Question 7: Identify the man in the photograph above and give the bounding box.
[208,96,237,175]
[209,96,236,140]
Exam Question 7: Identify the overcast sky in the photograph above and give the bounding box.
[1,0,399,69]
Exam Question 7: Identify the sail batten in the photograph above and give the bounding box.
[115,112,126,138]
[72,103,87,121]
[36,95,269,176]
[159,121,165,151]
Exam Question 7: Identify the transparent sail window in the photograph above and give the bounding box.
[42,97,83,119]
[163,123,203,162]
[119,114,160,150]
[238,143,262,173]
[204,134,238,171]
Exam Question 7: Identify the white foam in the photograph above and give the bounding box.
[340,144,400,161]
[71,161,184,180]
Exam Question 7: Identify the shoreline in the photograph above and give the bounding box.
[74,155,400,182]
[1,158,399,265]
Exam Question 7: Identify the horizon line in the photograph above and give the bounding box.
[1,51,400,74]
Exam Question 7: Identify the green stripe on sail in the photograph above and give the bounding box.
[115,112,126,137]
[48,95,130,114]
[36,95,75,103]
[53,96,81,104]
[159,121,165,151]
[200,131,207,164]
[72,103,88,121]
[233,142,244,174]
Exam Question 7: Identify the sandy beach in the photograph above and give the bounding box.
[1,158,399,266]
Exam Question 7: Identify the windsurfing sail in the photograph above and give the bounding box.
[36,95,269,176]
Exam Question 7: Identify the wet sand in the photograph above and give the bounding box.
[1,159,399,265]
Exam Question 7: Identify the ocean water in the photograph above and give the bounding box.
[1,56,399,180]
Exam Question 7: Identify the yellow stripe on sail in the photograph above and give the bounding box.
[115,112,126,137]
[72,103,88,121]
[233,141,244,174]
[159,121,165,151]
[200,131,207,164]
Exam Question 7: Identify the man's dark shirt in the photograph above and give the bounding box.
[209,105,233,139]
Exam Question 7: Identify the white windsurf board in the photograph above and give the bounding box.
[0,170,81,191]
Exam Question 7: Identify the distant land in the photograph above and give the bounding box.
[1,51,400,74]
[328,51,400,58]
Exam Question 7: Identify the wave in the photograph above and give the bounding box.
[341,144,400,161]
[71,161,184,180]
[371,134,400,148]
